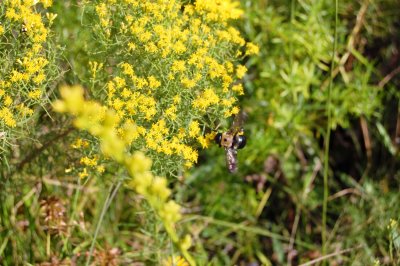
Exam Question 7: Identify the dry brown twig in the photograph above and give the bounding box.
[321,0,370,90]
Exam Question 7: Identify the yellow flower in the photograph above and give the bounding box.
[173,95,181,104]
[125,151,152,175]
[53,85,85,114]
[80,156,98,167]
[172,41,186,54]
[165,105,177,120]
[95,3,108,18]
[245,42,260,55]
[171,60,186,72]
[236,64,247,79]
[71,138,89,149]
[182,145,198,163]
[181,77,196,89]
[5,8,19,21]
[148,76,161,89]
[96,165,105,173]
[177,128,186,139]
[0,107,16,127]
[159,200,182,223]
[46,12,58,24]
[3,96,13,106]
[33,72,46,84]
[17,104,34,116]
[114,77,126,88]
[192,88,220,111]
[197,135,209,148]
[232,84,244,95]
[79,168,89,179]
[128,42,136,51]
[89,61,104,78]
[120,62,135,77]
[388,218,398,229]
[230,106,240,115]
[188,120,200,138]
[164,256,189,266]
[40,0,53,8]
[150,177,171,201]
[28,89,42,99]
[184,161,193,169]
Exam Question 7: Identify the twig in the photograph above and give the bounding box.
[328,188,361,201]
[378,65,400,88]
[360,116,372,165]
[322,0,338,261]
[299,245,362,266]
[343,0,369,61]
[395,104,400,148]
[13,182,42,212]
[321,0,370,90]
[288,206,301,266]
[186,215,315,249]
[255,187,272,219]
[17,127,74,169]
[42,175,98,193]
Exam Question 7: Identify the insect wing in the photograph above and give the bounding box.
[225,147,238,173]
[229,110,247,135]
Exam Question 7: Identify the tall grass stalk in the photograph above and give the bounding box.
[322,0,339,260]
[62,177,82,253]
[85,180,122,266]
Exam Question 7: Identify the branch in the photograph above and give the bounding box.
[17,127,75,169]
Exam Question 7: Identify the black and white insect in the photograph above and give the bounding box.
[21,24,28,33]
[215,111,247,173]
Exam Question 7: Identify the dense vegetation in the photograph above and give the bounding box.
[0,0,399,265]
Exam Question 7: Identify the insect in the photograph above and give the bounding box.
[21,24,28,33]
[215,111,247,173]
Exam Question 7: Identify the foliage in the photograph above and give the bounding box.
[0,0,399,265]
[74,0,258,177]
[0,0,61,155]
[54,84,194,264]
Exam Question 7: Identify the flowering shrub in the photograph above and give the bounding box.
[77,0,258,176]
[54,85,194,264]
[0,0,60,153]
[0,0,258,265]
[1,0,399,265]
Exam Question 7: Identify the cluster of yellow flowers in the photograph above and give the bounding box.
[82,0,258,173]
[66,138,108,178]
[164,255,189,266]
[54,85,195,264]
[0,0,57,145]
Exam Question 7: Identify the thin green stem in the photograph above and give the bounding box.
[184,215,315,250]
[85,180,122,266]
[322,0,339,260]
[163,223,196,265]
[289,0,296,69]
[62,177,82,253]
[0,235,10,257]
